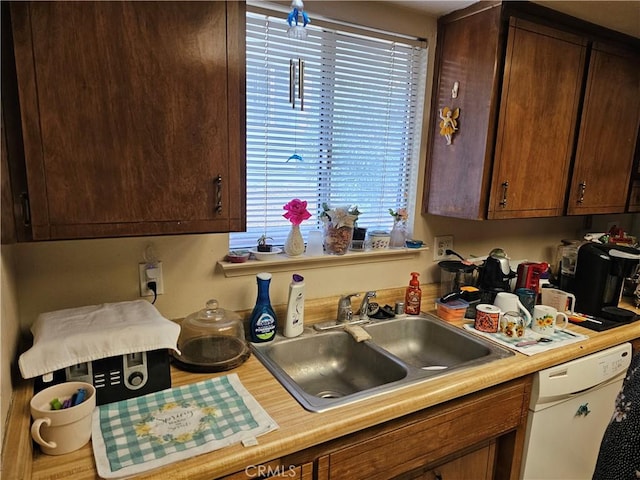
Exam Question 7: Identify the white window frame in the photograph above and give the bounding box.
[232,6,427,250]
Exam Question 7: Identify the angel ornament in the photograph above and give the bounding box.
[439,107,460,145]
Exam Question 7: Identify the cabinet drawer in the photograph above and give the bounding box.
[325,381,527,480]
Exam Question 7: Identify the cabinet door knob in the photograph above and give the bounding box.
[577,181,587,204]
[215,175,223,215]
[499,181,509,207]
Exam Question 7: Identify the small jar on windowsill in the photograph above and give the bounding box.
[350,226,367,251]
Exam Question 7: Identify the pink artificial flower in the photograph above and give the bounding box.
[283,199,312,226]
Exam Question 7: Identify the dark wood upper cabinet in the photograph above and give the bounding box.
[567,43,640,215]
[7,1,246,240]
[488,19,586,219]
[423,1,640,220]
[423,5,502,220]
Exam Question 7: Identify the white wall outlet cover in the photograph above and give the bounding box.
[139,262,164,296]
[433,235,454,262]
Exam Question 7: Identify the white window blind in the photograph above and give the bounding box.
[231,8,427,249]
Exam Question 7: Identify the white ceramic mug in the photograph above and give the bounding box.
[30,381,96,455]
[493,292,532,327]
[532,305,569,335]
[500,311,527,338]
[540,288,576,314]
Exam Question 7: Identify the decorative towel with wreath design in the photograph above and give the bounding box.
[92,374,278,479]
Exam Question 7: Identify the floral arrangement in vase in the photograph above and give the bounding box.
[388,207,408,248]
[320,203,361,255]
[388,207,408,223]
[282,199,311,256]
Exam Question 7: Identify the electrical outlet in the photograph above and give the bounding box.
[433,235,454,261]
[139,262,164,297]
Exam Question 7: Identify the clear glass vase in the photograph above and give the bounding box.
[389,220,407,249]
[284,224,305,257]
[323,223,353,255]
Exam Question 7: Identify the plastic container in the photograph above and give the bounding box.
[368,230,391,249]
[436,299,469,322]
[284,274,305,337]
[249,273,277,342]
[405,272,422,314]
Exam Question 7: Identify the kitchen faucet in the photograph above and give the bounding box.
[315,291,376,333]
[336,293,359,323]
[358,291,377,320]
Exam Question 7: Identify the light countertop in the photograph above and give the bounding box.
[5,290,640,480]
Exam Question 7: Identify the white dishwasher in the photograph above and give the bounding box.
[520,342,632,480]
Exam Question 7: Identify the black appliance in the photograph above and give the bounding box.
[572,243,640,317]
[477,248,516,302]
[34,349,171,405]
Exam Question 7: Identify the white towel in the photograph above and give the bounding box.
[19,300,180,379]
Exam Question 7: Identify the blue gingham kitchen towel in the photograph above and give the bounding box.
[92,374,278,479]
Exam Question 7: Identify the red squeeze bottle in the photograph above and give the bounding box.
[405,272,422,315]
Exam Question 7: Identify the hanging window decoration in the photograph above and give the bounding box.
[287,0,310,39]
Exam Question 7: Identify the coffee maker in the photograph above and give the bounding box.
[477,248,516,303]
[572,242,640,316]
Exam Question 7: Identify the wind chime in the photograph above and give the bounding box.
[286,0,310,163]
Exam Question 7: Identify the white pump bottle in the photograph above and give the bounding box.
[283,274,305,337]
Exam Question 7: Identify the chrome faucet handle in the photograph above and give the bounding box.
[359,291,377,320]
[337,293,360,323]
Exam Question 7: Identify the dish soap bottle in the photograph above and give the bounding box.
[405,271,422,315]
[249,272,277,342]
[284,274,305,337]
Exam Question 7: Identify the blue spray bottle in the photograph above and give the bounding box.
[249,272,277,342]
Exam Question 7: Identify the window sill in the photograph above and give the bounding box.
[217,247,429,278]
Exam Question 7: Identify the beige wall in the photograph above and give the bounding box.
[11,213,637,329]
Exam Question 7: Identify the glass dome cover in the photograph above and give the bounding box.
[172,299,250,372]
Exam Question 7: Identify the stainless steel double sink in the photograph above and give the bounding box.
[251,314,513,412]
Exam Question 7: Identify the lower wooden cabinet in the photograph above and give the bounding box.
[220,377,530,480]
[315,378,528,480]
[221,378,530,480]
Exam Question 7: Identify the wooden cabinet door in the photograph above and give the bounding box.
[317,379,527,480]
[396,443,496,480]
[11,1,245,240]
[423,5,502,220]
[488,19,586,219]
[567,43,640,215]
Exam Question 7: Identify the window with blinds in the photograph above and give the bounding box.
[231,8,427,249]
